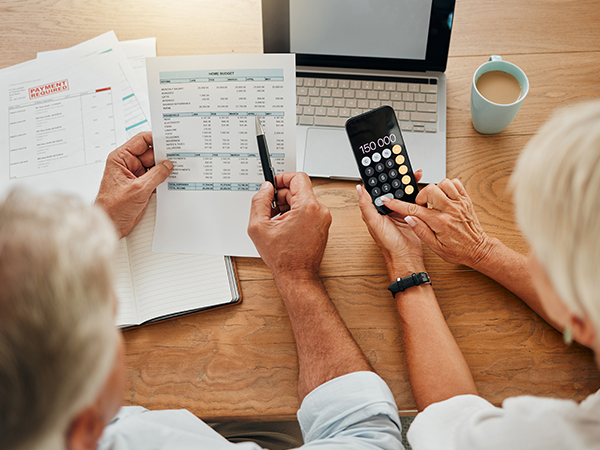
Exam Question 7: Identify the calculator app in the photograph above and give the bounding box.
[346,106,418,214]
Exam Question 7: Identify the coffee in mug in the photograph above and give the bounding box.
[475,70,522,105]
[471,56,529,134]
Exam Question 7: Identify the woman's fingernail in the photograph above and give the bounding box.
[356,185,363,197]
[405,216,417,228]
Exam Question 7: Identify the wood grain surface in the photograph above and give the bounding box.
[2,0,599,420]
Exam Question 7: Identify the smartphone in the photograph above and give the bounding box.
[345,106,418,214]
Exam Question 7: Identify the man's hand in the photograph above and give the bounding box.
[248,172,331,282]
[95,132,173,238]
[388,178,494,268]
[249,173,375,402]
[357,169,425,279]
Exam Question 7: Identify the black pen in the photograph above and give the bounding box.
[255,115,277,208]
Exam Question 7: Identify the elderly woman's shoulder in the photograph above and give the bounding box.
[460,393,600,450]
[408,392,600,450]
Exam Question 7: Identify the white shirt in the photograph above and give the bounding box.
[408,391,600,449]
[98,371,404,449]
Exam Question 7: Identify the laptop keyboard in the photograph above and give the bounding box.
[296,73,438,133]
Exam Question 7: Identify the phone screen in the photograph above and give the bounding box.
[345,106,418,214]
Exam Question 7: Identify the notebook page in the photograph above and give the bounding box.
[113,239,139,327]
[128,195,234,324]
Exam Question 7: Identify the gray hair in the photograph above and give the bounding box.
[0,190,119,450]
[511,100,600,337]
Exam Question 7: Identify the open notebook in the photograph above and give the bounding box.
[113,195,241,328]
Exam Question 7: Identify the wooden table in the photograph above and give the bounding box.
[2,0,600,421]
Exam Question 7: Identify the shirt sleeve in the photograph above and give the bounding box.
[407,394,495,450]
[407,392,600,450]
[297,371,403,450]
[98,407,263,450]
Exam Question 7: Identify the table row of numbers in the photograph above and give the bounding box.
[168,182,263,191]
[167,152,286,185]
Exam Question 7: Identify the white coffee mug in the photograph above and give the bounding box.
[471,55,529,134]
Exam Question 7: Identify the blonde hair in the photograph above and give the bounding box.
[0,190,119,450]
[511,100,600,337]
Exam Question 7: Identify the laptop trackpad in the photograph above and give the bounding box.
[303,127,360,179]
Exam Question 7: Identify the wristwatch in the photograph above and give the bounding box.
[388,272,431,297]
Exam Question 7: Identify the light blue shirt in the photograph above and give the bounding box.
[98,371,403,449]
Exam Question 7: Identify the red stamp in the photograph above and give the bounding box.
[28,79,69,99]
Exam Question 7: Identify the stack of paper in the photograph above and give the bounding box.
[0,32,243,327]
[0,31,156,203]
[0,34,301,325]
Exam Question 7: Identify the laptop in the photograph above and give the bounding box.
[262,0,455,185]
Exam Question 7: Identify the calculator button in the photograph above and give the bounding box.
[395,155,405,165]
[385,159,395,169]
[374,193,393,206]
[402,175,412,185]
[382,148,392,158]
[405,185,415,195]
[368,177,378,187]
[378,173,388,183]
[395,189,405,199]
[375,163,385,172]
[372,187,381,197]
[389,169,399,179]
[381,183,391,193]
[399,165,408,175]
[392,179,401,189]
[392,144,402,154]
[361,156,371,166]
[372,152,381,162]
[365,167,375,176]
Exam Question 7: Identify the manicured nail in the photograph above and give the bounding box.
[405,216,417,228]
[356,185,363,197]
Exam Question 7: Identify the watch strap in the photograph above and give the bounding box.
[388,272,431,296]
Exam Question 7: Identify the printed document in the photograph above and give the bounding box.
[120,37,157,102]
[147,54,296,257]
[0,52,125,202]
[37,31,151,138]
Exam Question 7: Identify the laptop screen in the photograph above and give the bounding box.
[263,0,455,73]
[289,0,432,61]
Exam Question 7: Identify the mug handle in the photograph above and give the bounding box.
[489,55,502,62]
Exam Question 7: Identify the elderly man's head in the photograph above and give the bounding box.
[0,190,124,450]
[512,100,600,350]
